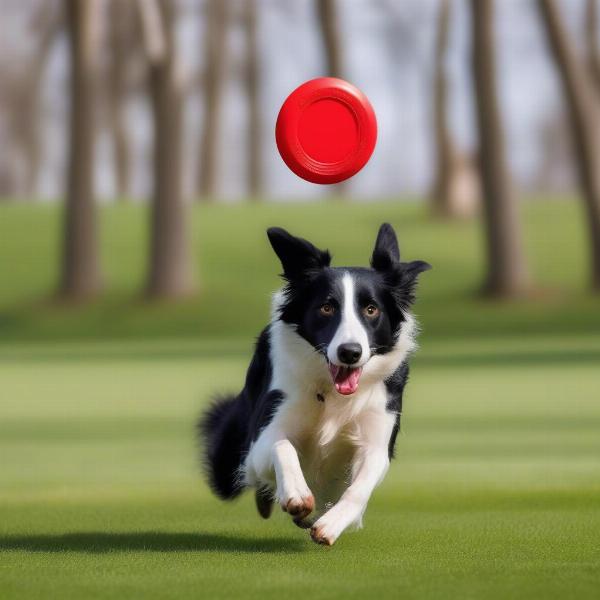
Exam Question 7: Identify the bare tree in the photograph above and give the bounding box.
[431,0,479,219]
[107,0,135,200]
[10,2,61,198]
[316,0,346,197]
[316,0,343,78]
[538,0,600,290]
[432,0,454,216]
[137,0,195,298]
[60,0,103,299]
[537,109,574,193]
[244,0,262,198]
[585,0,600,95]
[198,0,230,200]
[470,0,530,297]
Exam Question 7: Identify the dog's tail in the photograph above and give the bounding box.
[198,394,248,500]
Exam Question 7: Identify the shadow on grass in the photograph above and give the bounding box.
[0,531,305,554]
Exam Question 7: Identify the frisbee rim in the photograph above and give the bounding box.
[275,77,377,185]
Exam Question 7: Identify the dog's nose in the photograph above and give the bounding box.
[337,343,362,365]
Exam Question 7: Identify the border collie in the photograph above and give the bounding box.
[199,223,430,546]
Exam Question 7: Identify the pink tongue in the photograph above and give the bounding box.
[329,364,362,395]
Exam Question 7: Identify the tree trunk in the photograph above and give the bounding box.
[316,0,343,78]
[585,0,600,95]
[470,0,530,297]
[316,0,346,197]
[198,0,229,200]
[432,0,457,217]
[432,0,479,219]
[60,0,103,299]
[539,0,600,290]
[138,0,195,299]
[108,0,133,200]
[244,0,262,199]
[20,4,60,199]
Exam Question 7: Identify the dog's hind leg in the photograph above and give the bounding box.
[255,486,274,519]
[292,515,315,529]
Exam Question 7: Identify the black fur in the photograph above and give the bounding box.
[198,224,429,504]
[199,328,276,500]
[269,222,430,358]
[267,227,331,280]
[199,394,248,499]
[384,362,409,459]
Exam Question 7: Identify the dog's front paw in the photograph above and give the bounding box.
[280,493,315,521]
[310,514,342,546]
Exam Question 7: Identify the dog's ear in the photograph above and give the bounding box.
[371,223,431,309]
[267,227,331,280]
[371,223,400,271]
[402,260,432,280]
[393,259,432,309]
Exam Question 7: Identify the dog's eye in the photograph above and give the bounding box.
[319,303,334,316]
[363,304,380,318]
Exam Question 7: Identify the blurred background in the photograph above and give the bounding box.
[0,1,599,598]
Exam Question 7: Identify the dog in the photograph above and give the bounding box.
[199,223,430,546]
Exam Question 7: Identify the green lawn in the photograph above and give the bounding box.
[1,200,599,598]
[1,199,599,342]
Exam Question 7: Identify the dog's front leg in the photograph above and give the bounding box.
[310,447,389,546]
[272,439,315,521]
[246,425,314,523]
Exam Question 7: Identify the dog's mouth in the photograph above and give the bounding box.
[328,362,363,396]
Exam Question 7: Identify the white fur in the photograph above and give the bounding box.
[327,273,371,366]
[272,439,312,510]
[242,288,418,544]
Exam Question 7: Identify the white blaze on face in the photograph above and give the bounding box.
[327,273,371,366]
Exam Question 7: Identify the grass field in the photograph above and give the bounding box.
[1,200,599,599]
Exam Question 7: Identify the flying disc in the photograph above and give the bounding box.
[275,77,377,184]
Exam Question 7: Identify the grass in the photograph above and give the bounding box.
[1,200,599,598]
[1,199,599,342]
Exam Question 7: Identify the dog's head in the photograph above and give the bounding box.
[267,223,431,396]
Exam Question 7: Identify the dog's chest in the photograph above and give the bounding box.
[274,382,387,455]
[279,392,358,495]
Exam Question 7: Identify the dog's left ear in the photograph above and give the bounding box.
[371,222,431,285]
[402,259,432,279]
[267,227,331,280]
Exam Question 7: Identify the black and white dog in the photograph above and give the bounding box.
[200,223,430,545]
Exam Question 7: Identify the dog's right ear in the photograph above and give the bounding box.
[267,227,331,280]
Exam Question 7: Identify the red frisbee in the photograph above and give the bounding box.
[275,77,377,184]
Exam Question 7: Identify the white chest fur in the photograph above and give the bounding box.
[243,311,416,508]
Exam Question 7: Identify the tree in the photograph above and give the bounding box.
[470,0,530,297]
[432,0,454,217]
[244,0,262,198]
[60,0,103,299]
[585,0,600,95]
[431,0,479,219]
[316,0,346,197]
[538,0,600,290]
[2,1,61,198]
[19,2,61,198]
[198,0,230,200]
[316,0,343,78]
[107,0,135,200]
[137,0,195,298]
